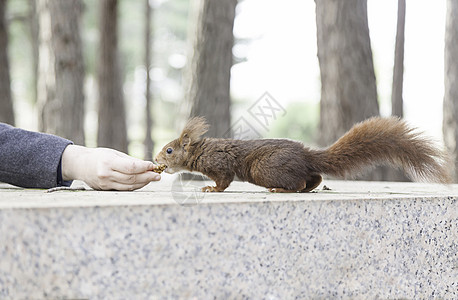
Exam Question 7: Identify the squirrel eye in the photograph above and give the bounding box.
[166,148,173,154]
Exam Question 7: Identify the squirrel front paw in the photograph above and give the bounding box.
[201,185,221,192]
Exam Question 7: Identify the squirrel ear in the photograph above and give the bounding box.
[179,117,209,148]
[181,133,190,150]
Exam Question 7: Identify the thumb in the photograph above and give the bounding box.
[113,157,155,174]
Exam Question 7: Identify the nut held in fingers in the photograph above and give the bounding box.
[152,164,167,174]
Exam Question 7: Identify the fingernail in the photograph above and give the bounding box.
[153,174,161,181]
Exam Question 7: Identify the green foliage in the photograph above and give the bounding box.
[265,102,319,145]
[82,0,189,78]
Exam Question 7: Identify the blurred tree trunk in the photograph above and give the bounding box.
[144,0,154,160]
[315,0,381,180]
[29,0,39,105]
[316,0,379,144]
[391,0,405,118]
[97,0,128,153]
[0,0,14,126]
[386,0,409,182]
[443,0,458,182]
[186,0,237,138]
[37,0,85,145]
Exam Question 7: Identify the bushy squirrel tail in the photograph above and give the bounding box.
[319,117,453,183]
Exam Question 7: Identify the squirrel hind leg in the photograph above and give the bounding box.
[268,181,306,193]
[268,174,322,193]
[300,174,322,192]
[268,187,299,193]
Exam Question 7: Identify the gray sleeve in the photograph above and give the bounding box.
[0,123,73,189]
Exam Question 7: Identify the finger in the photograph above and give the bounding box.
[102,180,152,191]
[110,170,161,186]
[112,149,154,163]
[111,156,155,174]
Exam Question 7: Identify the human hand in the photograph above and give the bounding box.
[61,145,161,191]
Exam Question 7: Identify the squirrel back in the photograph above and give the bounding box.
[318,117,452,183]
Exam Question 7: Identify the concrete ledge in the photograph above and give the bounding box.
[0,177,457,299]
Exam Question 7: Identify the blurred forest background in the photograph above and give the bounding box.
[1,0,458,181]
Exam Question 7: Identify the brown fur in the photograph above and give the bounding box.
[154,117,452,192]
[179,117,209,150]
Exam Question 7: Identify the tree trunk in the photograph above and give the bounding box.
[186,0,237,138]
[37,0,85,145]
[97,0,128,153]
[443,0,458,182]
[316,0,379,146]
[386,0,410,182]
[29,0,39,105]
[391,0,405,118]
[144,0,154,160]
[315,0,381,180]
[0,0,14,126]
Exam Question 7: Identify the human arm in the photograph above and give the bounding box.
[0,123,72,188]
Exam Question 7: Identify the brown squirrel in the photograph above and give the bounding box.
[154,117,452,192]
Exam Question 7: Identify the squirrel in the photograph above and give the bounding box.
[154,117,452,193]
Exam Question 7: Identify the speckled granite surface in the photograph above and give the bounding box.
[0,178,457,299]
